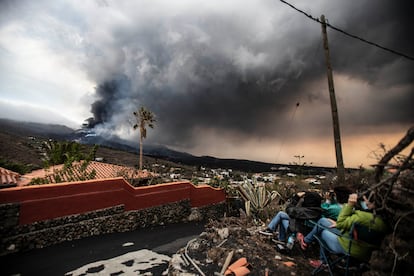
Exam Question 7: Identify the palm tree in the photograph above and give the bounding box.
[133,106,156,172]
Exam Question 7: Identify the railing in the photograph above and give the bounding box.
[0,178,226,225]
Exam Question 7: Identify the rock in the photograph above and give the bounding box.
[217,228,229,239]
[168,216,318,276]
[188,209,202,221]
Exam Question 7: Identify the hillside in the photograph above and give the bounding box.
[0,129,197,178]
[0,118,73,139]
[0,131,44,173]
[0,118,337,175]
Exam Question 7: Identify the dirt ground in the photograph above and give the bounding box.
[170,216,330,276]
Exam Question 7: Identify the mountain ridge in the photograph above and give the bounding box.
[0,118,336,173]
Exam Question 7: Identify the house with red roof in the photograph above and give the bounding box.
[2,161,158,188]
[17,161,158,186]
[0,167,20,188]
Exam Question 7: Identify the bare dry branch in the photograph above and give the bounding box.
[374,126,414,182]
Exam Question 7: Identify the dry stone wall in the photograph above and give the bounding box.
[0,200,225,256]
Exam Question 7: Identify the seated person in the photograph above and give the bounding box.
[259,209,290,240]
[320,187,350,220]
[308,193,389,268]
[259,190,324,241]
[296,186,352,249]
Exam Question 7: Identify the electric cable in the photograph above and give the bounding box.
[278,0,414,61]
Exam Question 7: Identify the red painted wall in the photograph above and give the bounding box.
[0,178,226,225]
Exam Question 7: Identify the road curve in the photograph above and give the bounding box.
[1,222,205,276]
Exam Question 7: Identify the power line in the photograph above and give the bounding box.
[278,0,414,61]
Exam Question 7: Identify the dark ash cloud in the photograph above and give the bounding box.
[90,74,132,127]
[85,0,413,149]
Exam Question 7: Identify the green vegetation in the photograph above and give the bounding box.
[0,158,32,174]
[42,140,98,167]
[29,141,99,185]
[237,180,281,219]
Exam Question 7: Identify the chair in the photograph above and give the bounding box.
[312,222,384,276]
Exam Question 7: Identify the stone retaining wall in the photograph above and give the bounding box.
[0,200,225,256]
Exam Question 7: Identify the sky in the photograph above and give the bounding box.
[0,0,413,168]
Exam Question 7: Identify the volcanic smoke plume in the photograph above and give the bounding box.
[88,75,132,128]
[84,0,414,152]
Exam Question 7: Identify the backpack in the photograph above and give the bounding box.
[286,192,323,234]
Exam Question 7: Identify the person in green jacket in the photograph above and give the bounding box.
[309,193,388,268]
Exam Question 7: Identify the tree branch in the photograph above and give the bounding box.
[375,126,414,182]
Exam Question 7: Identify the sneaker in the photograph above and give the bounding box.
[274,243,286,252]
[309,259,326,269]
[259,228,274,236]
[296,232,307,250]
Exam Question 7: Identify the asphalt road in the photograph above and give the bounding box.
[0,222,205,276]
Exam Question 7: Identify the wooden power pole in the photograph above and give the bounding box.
[320,14,345,184]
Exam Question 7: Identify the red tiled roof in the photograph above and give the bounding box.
[18,161,157,186]
[0,167,20,188]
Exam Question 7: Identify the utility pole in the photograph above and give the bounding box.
[320,14,345,184]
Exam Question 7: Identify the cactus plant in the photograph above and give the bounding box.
[237,180,280,218]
